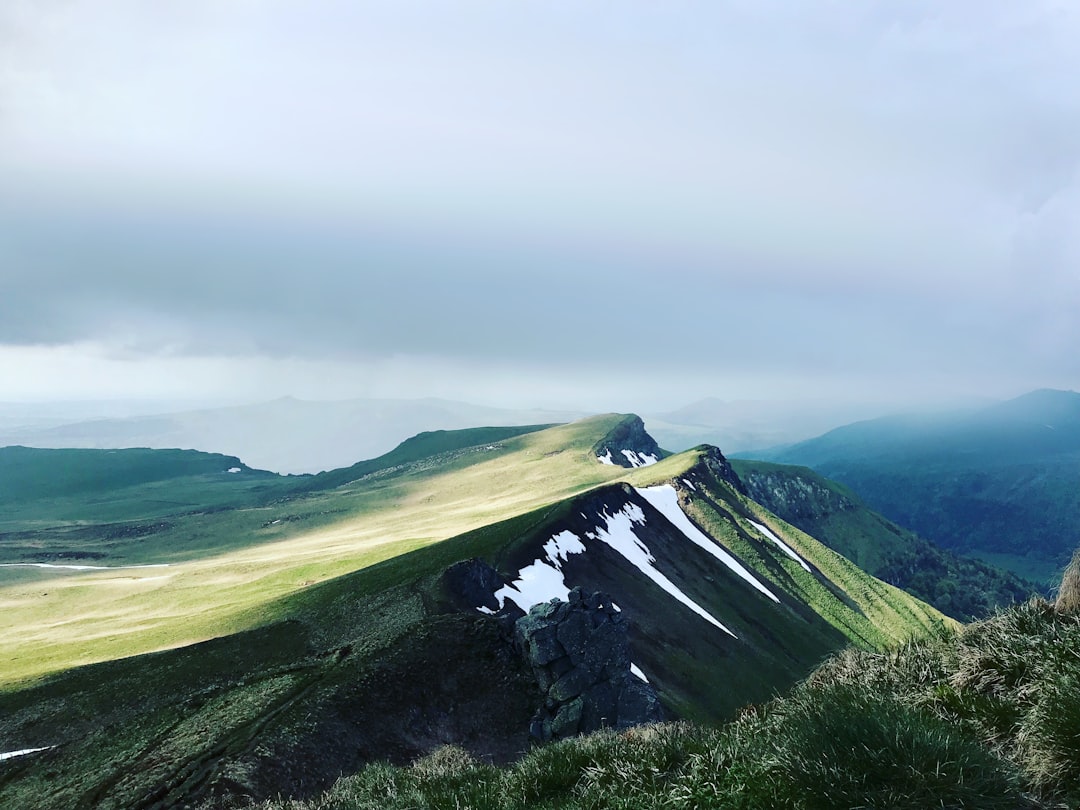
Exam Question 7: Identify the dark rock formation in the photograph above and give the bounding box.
[594,415,664,468]
[514,588,664,741]
[696,445,749,496]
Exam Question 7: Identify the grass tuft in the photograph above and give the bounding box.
[1054,549,1080,614]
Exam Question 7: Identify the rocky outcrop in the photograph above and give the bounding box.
[514,588,664,741]
[594,416,663,468]
[692,445,749,497]
[738,467,855,521]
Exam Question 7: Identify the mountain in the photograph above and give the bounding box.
[732,459,1034,621]
[0,415,946,808]
[0,397,587,474]
[743,389,1080,586]
[642,397,892,455]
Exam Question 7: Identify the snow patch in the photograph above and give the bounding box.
[749,520,812,572]
[620,449,658,468]
[227,467,242,474]
[682,478,697,491]
[636,485,780,603]
[543,530,586,562]
[597,450,615,465]
[486,530,587,614]
[586,503,735,636]
[630,663,649,683]
[0,747,53,762]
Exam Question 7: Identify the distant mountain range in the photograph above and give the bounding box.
[0,397,588,474]
[0,395,918,475]
[743,389,1080,586]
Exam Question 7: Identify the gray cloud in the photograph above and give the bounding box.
[1,1,1078,403]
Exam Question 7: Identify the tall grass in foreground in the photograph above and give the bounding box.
[255,687,1026,809]
[250,595,1080,809]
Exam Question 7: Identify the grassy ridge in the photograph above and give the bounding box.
[0,417,637,686]
[255,596,1080,810]
[0,434,953,809]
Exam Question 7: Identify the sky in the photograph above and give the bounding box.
[2,0,1078,412]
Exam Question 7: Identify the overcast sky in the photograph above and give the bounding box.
[1,1,1078,411]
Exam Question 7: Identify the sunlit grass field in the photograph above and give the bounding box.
[0,416,694,686]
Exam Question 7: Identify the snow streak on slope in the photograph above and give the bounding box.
[749,520,812,572]
[636,485,780,603]
[586,503,735,636]
[0,747,54,762]
[596,450,615,465]
[485,530,586,613]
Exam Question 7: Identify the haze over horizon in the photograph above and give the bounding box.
[3,2,1078,413]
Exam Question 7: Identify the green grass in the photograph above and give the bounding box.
[253,690,1024,810]
[733,459,1038,620]
[0,416,650,685]
[0,422,965,809]
[252,597,1080,810]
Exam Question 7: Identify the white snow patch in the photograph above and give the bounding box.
[749,520,812,572]
[682,478,697,491]
[636,485,780,603]
[586,503,736,636]
[0,563,170,572]
[0,747,53,762]
[630,663,649,683]
[486,530,587,614]
[227,467,241,473]
[543,530,586,562]
[620,449,658,468]
[597,450,615,465]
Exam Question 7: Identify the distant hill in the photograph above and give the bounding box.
[744,389,1080,585]
[0,397,587,474]
[642,397,892,454]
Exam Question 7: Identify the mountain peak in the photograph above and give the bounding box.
[593,414,664,469]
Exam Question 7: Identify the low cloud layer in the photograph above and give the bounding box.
[1,2,1078,406]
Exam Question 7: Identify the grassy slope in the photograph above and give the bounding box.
[0,416,652,686]
[0,423,952,809]
[249,597,1080,810]
[732,459,1036,620]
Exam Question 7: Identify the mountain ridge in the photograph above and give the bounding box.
[0,415,950,808]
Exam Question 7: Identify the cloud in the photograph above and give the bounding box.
[1,1,1078,403]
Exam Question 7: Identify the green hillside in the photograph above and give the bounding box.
[732,459,1035,620]
[0,416,948,808]
[745,389,1080,586]
[246,593,1080,810]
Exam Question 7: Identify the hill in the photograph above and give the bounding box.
[0,397,586,474]
[0,416,946,808]
[732,459,1034,621]
[744,389,1080,586]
